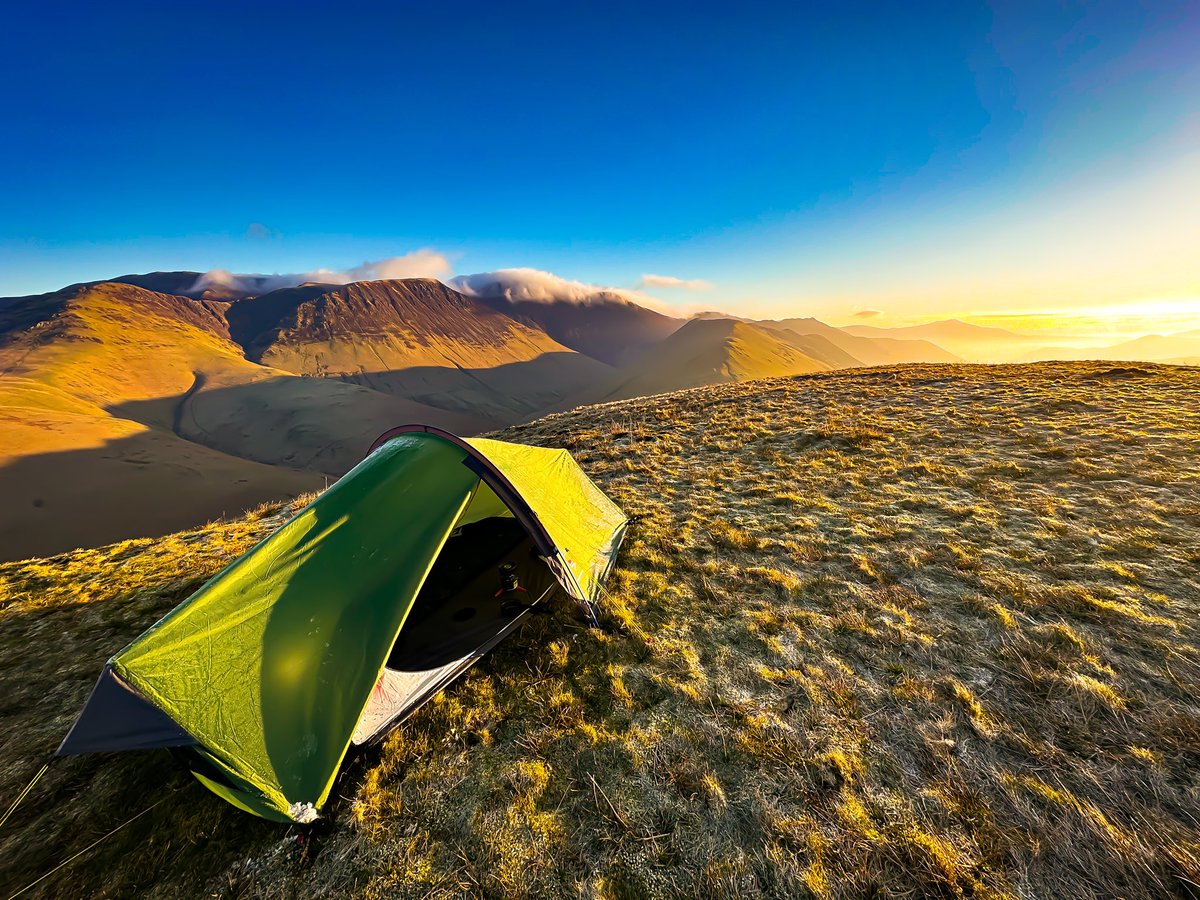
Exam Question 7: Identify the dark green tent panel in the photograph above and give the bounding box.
[59,426,627,823]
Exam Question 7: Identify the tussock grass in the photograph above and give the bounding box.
[2,361,1199,898]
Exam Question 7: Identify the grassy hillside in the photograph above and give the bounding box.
[1,362,1198,898]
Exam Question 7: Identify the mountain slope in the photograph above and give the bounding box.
[2,362,1198,898]
[594,318,831,402]
[228,279,614,419]
[0,282,487,559]
[473,290,684,365]
[770,328,866,368]
[760,317,961,365]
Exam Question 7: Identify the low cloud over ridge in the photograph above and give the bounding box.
[450,268,645,306]
[188,249,452,295]
[187,258,692,317]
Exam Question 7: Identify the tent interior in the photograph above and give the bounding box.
[351,482,559,745]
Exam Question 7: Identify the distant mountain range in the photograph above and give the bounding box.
[1015,330,1200,366]
[0,271,1193,559]
[842,318,1041,360]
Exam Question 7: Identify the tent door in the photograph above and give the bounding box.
[351,517,557,745]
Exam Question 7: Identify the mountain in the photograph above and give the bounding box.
[0,269,965,560]
[592,318,831,402]
[111,270,282,302]
[473,290,684,365]
[843,318,1038,360]
[0,281,488,560]
[1020,330,1200,365]
[766,328,866,368]
[691,310,755,322]
[226,279,614,421]
[756,317,961,365]
[108,270,209,297]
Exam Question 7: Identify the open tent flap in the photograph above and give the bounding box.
[465,438,628,605]
[351,492,558,745]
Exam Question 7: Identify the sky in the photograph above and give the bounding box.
[1,1,1197,339]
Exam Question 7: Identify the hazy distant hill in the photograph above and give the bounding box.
[844,318,1038,360]
[593,318,831,402]
[228,279,614,420]
[474,290,684,365]
[1020,330,1200,365]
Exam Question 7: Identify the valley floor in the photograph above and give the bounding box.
[1,361,1198,898]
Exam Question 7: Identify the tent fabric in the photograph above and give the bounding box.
[58,426,627,823]
[57,666,198,755]
[370,425,629,606]
[465,438,627,605]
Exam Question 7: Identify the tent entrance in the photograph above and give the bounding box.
[351,515,557,745]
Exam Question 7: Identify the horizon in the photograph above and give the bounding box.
[2,2,1198,342]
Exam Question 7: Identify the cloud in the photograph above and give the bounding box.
[244,222,279,240]
[636,273,714,291]
[189,269,306,295]
[186,258,693,318]
[187,249,453,296]
[450,268,638,305]
[852,308,884,319]
[344,250,452,281]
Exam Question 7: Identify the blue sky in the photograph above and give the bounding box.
[1,1,1197,331]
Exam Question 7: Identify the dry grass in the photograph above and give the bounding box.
[1,361,1199,898]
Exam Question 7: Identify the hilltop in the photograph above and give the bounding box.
[1,361,1197,898]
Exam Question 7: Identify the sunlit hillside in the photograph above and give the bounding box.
[1,361,1198,898]
[0,282,487,560]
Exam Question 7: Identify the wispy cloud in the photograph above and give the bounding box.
[636,273,714,291]
[244,222,280,240]
[852,308,883,319]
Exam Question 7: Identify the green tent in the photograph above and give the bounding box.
[58,425,627,823]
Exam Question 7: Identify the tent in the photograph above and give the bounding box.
[56,425,627,823]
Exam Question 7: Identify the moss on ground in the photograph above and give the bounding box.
[1,361,1198,898]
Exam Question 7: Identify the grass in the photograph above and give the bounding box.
[1,361,1199,898]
